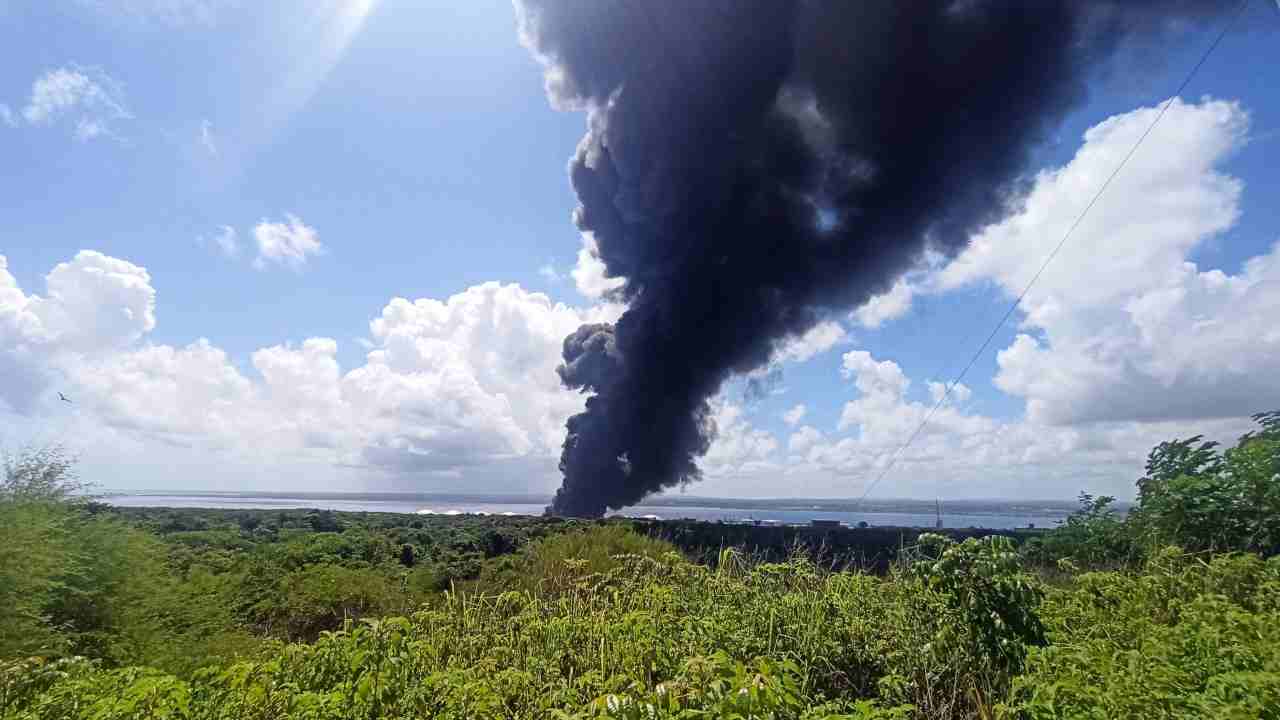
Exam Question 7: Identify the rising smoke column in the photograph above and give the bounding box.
[516,0,1230,517]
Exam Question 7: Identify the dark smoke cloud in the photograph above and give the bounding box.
[515,0,1230,517]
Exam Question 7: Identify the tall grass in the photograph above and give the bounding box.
[468,523,680,595]
[4,527,1278,719]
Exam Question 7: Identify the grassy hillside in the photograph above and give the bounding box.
[1,412,1277,718]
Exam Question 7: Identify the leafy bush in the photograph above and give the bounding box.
[472,523,681,594]
[0,448,85,657]
[251,564,414,641]
[1005,551,1280,719]
[1132,412,1280,555]
[5,413,1280,719]
[1021,493,1135,570]
[912,535,1046,670]
[6,530,1279,719]
[0,448,264,675]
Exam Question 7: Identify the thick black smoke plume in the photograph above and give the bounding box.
[515,0,1230,517]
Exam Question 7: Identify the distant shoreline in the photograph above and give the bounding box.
[94,490,1112,529]
[96,490,1098,510]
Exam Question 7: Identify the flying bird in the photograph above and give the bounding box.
[58,392,73,404]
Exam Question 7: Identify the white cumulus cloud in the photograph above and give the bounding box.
[852,278,915,329]
[253,214,324,270]
[774,321,849,364]
[774,349,1253,499]
[938,97,1279,425]
[928,380,972,406]
[5,93,1276,501]
[0,251,154,413]
[570,232,624,299]
[700,399,780,480]
[0,251,621,490]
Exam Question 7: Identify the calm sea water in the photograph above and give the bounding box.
[101,492,1075,529]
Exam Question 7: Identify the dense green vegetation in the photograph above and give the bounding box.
[2,412,1277,718]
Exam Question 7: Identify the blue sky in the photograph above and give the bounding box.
[2,1,1279,500]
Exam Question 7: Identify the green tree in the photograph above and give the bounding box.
[1224,414,1280,554]
[1023,493,1134,569]
[910,534,1046,677]
[306,509,342,533]
[0,447,84,657]
[1132,412,1280,554]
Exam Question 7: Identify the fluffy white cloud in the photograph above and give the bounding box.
[5,95,1273,500]
[840,351,908,399]
[0,258,53,413]
[774,321,849,364]
[849,250,945,330]
[700,399,780,479]
[253,214,323,269]
[776,349,1254,499]
[2,246,1263,499]
[39,251,155,352]
[0,251,156,413]
[994,242,1280,425]
[936,97,1280,425]
[928,380,972,406]
[851,278,914,329]
[344,283,611,472]
[940,98,1244,324]
[13,66,131,141]
[0,251,621,489]
[570,232,624,299]
[70,339,264,449]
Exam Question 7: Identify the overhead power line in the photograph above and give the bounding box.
[854,0,1251,507]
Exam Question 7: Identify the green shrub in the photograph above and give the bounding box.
[1131,412,1280,555]
[1005,552,1280,719]
[473,523,682,594]
[1021,494,1136,570]
[7,539,1279,719]
[6,417,1280,719]
[0,448,85,657]
[249,564,415,641]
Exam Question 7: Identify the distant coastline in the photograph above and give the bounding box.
[96,490,1106,530]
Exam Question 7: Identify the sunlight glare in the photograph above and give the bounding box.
[247,0,378,161]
